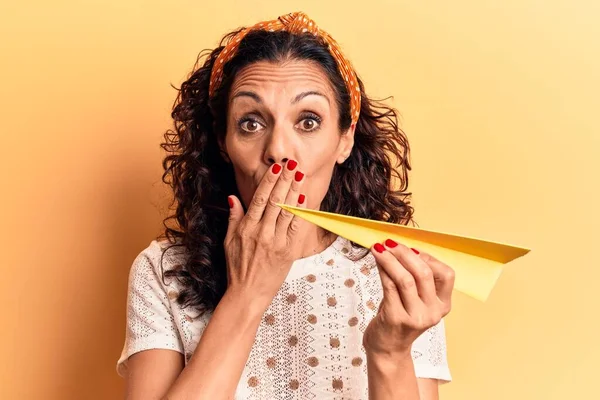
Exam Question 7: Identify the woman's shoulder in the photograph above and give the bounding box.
[137,237,185,260]
[128,237,188,284]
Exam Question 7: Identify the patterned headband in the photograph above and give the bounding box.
[208,11,361,124]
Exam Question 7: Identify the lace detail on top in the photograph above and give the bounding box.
[117,236,452,398]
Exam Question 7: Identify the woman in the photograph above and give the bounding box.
[117,11,455,400]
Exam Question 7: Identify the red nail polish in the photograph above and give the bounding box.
[272,163,282,174]
[228,197,234,209]
[411,248,420,255]
[298,194,305,204]
[287,159,298,170]
[374,243,385,253]
[385,239,397,248]
[295,171,304,182]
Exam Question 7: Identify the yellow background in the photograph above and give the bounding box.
[1,0,598,399]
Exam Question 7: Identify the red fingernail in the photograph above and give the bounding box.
[228,197,234,209]
[374,243,385,253]
[272,163,282,174]
[295,171,304,182]
[298,194,305,204]
[287,159,298,170]
[411,248,420,254]
[384,239,397,248]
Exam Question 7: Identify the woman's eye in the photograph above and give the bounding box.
[297,118,320,132]
[240,119,263,133]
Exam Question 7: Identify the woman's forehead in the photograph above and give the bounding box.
[230,60,336,99]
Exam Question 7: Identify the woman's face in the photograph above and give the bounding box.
[222,60,355,210]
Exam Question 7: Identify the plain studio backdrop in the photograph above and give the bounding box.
[1,0,598,399]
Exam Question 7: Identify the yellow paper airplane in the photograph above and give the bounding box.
[278,204,530,302]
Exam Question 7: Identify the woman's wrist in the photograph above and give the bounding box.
[363,331,413,359]
[221,286,271,321]
[366,347,413,373]
[366,349,418,400]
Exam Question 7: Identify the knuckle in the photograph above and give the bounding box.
[420,253,433,263]
[444,267,456,282]
[442,302,452,316]
[252,194,268,207]
[288,218,301,233]
[237,220,248,234]
[412,314,426,330]
[279,208,294,220]
[267,171,278,183]
[382,280,398,292]
[256,235,269,246]
[275,246,290,258]
[279,171,292,181]
[258,239,271,249]
[238,226,254,242]
[417,267,433,280]
[257,228,273,244]
[268,195,283,208]
[400,276,416,290]
[238,232,251,244]
[418,313,436,330]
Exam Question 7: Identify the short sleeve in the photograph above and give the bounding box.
[411,318,452,384]
[116,241,184,377]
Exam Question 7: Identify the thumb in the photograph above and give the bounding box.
[226,195,244,237]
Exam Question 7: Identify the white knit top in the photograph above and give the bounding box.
[117,235,451,399]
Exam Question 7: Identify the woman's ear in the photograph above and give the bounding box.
[336,123,356,164]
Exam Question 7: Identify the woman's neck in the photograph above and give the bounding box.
[298,225,337,259]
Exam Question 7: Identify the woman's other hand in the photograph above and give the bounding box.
[224,159,308,310]
[363,239,455,356]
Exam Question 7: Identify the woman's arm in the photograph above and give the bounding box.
[366,351,439,400]
[367,350,418,400]
[365,241,454,400]
[416,379,440,400]
[166,291,264,398]
[126,289,264,400]
[125,162,310,400]
[125,351,184,400]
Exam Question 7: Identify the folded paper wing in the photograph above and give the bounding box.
[278,204,530,302]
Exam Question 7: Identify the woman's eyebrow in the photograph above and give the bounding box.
[292,91,330,105]
[231,91,262,103]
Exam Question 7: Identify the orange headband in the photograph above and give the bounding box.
[208,12,361,124]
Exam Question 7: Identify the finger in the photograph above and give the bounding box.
[418,250,455,311]
[383,239,438,306]
[286,192,309,240]
[244,163,282,223]
[374,256,408,319]
[371,243,422,315]
[225,195,244,242]
[275,168,304,236]
[262,159,297,228]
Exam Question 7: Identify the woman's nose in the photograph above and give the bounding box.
[264,126,292,165]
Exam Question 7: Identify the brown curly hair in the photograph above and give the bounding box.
[158,28,415,316]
